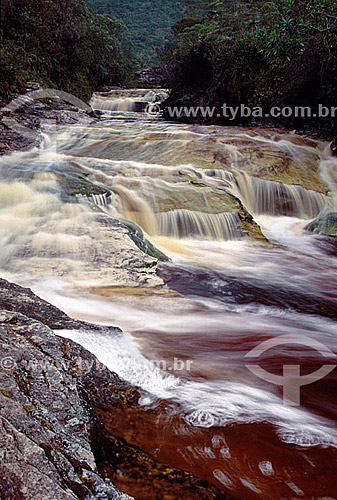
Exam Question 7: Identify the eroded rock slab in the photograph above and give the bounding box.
[0,307,131,500]
[0,279,234,500]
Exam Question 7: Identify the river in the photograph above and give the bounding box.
[1,89,337,499]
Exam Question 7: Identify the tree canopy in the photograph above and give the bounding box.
[86,0,206,65]
[1,0,135,100]
[162,0,337,135]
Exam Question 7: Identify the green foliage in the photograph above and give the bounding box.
[0,0,136,100]
[85,0,206,65]
[163,0,337,133]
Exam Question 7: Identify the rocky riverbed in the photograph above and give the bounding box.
[0,94,236,497]
[1,88,337,500]
[0,94,99,155]
[0,278,232,500]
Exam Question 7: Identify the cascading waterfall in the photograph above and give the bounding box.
[111,184,158,236]
[90,88,169,113]
[319,155,337,207]
[82,171,243,241]
[88,192,112,207]
[186,169,330,220]
[204,169,235,183]
[214,171,329,219]
[106,184,243,240]
[158,210,242,240]
[90,96,136,112]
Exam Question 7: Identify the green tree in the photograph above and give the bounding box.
[0,0,136,100]
[162,0,337,135]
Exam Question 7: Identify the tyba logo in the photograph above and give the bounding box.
[245,334,336,406]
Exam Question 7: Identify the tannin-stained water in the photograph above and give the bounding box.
[1,94,337,499]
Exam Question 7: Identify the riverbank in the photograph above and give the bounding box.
[161,90,337,144]
[159,1,337,143]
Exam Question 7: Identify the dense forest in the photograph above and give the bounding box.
[86,0,206,65]
[162,0,337,136]
[0,0,135,100]
[1,0,336,135]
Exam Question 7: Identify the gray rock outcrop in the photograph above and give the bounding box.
[0,279,232,500]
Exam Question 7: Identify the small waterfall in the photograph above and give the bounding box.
[157,210,242,240]
[75,192,112,208]
[204,169,235,188]
[90,88,169,113]
[319,156,337,207]
[112,184,158,236]
[231,173,328,219]
[110,183,242,241]
[204,169,235,182]
[90,193,112,207]
[90,96,136,112]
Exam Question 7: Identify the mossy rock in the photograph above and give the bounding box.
[119,218,169,262]
[152,182,241,214]
[59,173,112,200]
[305,212,337,238]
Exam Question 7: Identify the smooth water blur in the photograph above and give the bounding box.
[1,92,337,499]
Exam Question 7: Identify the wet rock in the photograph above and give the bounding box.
[0,93,97,156]
[0,279,234,499]
[158,262,337,320]
[97,86,123,93]
[59,172,112,201]
[237,205,267,241]
[0,305,131,499]
[146,176,266,241]
[5,207,164,288]
[137,66,169,87]
[163,97,329,194]
[330,140,337,156]
[91,423,231,500]
[225,138,327,193]
[305,212,337,238]
[0,121,38,154]
[133,101,147,112]
[0,278,121,331]
[88,109,103,118]
[110,217,170,262]
[84,371,233,500]
[26,82,41,91]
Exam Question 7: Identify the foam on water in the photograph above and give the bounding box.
[38,276,337,452]
[56,323,337,449]
[56,328,180,399]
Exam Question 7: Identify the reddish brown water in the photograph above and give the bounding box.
[1,93,337,499]
[47,231,337,498]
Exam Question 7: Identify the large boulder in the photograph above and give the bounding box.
[0,278,233,500]
[0,280,131,500]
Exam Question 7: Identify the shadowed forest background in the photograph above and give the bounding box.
[1,0,337,135]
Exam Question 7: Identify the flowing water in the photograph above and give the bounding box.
[1,89,337,499]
